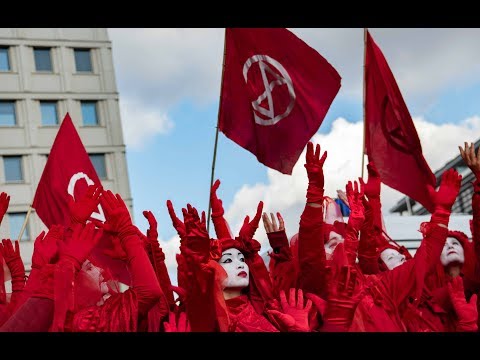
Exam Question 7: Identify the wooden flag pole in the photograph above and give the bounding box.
[207,29,227,235]
[361,27,368,179]
[16,204,33,242]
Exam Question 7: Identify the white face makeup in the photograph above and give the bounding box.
[219,247,249,289]
[440,237,465,267]
[325,231,344,257]
[380,248,406,270]
[81,260,109,295]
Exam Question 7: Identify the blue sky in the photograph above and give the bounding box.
[108,28,480,276]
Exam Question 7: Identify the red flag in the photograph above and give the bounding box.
[32,113,131,285]
[219,28,341,175]
[365,30,436,212]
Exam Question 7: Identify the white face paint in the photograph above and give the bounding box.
[441,237,465,267]
[380,248,406,270]
[325,231,344,256]
[219,248,249,289]
[81,260,109,295]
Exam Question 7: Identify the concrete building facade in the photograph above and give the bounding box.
[0,28,132,274]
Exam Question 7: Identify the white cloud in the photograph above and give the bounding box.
[119,96,174,149]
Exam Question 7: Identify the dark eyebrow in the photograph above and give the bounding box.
[222,253,232,256]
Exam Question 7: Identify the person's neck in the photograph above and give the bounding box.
[447,264,462,278]
[223,288,243,300]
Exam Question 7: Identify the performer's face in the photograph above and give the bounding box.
[440,237,465,267]
[80,260,109,295]
[380,248,406,270]
[219,248,249,289]
[325,231,344,257]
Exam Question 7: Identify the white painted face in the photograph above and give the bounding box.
[81,260,109,295]
[441,237,465,267]
[219,248,249,289]
[325,231,344,257]
[380,248,406,270]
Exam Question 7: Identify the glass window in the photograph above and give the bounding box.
[74,49,92,72]
[89,154,107,179]
[81,101,98,126]
[40,101,58,125]
[8,212,29,241]
[34,47,52,72]
[0,47,10,71]
[3,156,23,182]
[0,101,16,126]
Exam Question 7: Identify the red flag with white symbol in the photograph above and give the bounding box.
[32,113,131,284]
[219,28,341,175]
[365,30,436,212]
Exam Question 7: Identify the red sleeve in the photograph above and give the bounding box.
[381,222,448,307]
[298,205,327,297]
[212,214,233,240]
[267,230,298,297]
[122,234,165,317]
[358,202,380,275]
[471,180,480,265]
[9,268,43,314]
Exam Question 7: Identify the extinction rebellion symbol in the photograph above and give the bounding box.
[243,55,296,126]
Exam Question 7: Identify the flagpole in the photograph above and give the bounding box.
[207,29,227,235]
[361,27,368,179]
[17,204,33,242]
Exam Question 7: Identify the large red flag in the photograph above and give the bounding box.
[365,30,436,212]
[32,113,131,284]
[218,28,341,175]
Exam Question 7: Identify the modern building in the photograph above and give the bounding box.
[0,28,132,277]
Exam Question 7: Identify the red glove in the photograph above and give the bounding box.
[210,179,225,218]
[304,142,327,203]
[266,288,312,332]
[239,201,263,241]
[447,276,478,332]
[31,225,64,270]
[59,222,103,270]
[102,234,128,261]
[346,180,365,232]
[182,204,209,261]
[68,185,102,225]
[0,240,25,292]
[363,161,381,199]
[166,200,186,242]
[428,169,462,226]
[163,311,191,332]
[143,210,159,244]
[0,192,10,225]
[96,190,136,240]
[324,264,360,330]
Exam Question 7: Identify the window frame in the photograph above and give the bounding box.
[74,48,93,73]
[81,100,99,126]
[33,47,53,72]
[40,100,59,126]
[0,46,11,72]
[3,155,24,183]
[0,100,17,126]
[8,212,30,241]
[89,153,107,180]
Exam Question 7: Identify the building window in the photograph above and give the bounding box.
[34,47,52,72]
[3,156,23,182]
[89,154,107,179]
[8,212,29,241]
[74,49,92,72]
[0,101,16,126]
[81,101,98,126]
[0,47,10,71]
[40,101,58,126]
